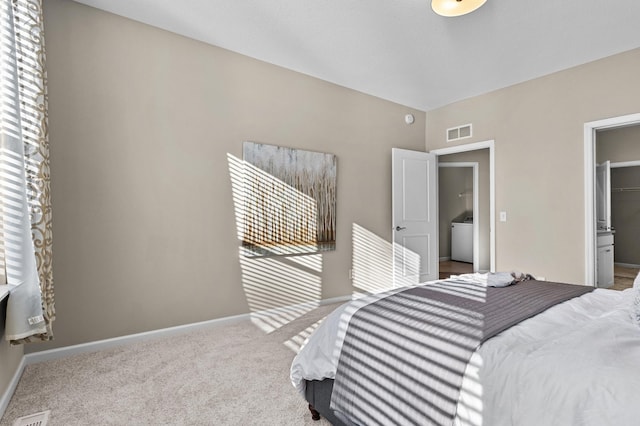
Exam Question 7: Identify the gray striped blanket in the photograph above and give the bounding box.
[330,279,594,426]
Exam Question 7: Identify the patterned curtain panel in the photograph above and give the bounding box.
[0,0,54,344]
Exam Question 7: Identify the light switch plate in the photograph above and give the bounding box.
[500,211,507,222]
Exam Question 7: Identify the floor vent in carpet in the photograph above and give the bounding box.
[12,410,50,426]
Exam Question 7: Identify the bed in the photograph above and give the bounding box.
[290,273,640,426]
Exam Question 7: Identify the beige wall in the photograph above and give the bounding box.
[0,300,23,401]
[32,0,426,351]
[438,150,491,271]
[596,125,640,163]
[426,48,640,284]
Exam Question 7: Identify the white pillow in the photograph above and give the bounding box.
[635,271,640,289]
[487,272,514,287]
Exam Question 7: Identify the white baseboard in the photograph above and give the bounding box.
[0,355,26,419]
[318,295,352,305]
[439,256,451,262]
[614,262,640,269]
[24,294,352,366]
[24,312,251,366]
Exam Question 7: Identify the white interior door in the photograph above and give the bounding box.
[392,148,438,285]
[596,161,611,231]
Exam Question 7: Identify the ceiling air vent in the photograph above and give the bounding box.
[446,124,472,142]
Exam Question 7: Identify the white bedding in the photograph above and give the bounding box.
[290,280,640,425]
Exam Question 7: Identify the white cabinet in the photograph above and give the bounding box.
[597,233,614,288]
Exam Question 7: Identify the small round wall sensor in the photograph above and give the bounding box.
[404,114,415,125]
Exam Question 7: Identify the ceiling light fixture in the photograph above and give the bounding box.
[431,0,486,17]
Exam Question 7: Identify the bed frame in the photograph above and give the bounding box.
[305,379,350,425]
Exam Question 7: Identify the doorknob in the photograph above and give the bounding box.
[395,226,406,231]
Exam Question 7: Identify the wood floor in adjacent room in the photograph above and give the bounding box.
[439,260,473,280]
[611,265,639,291]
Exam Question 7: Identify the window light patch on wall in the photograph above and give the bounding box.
[447,124,473,142]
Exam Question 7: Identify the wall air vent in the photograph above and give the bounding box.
[446,124,472,142]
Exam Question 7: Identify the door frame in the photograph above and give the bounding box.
[430,140,495,272]
[611,160,640,169]
[438,162,480,271]
[583,113,640,286]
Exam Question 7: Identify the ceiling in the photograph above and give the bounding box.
[71,0,640,112]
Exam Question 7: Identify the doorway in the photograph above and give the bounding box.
[431,140,495,274]
[609,162,640,285]
[584,113,640,287]
[437,162,478,278]
[595,129,640,290]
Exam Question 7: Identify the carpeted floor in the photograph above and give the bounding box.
[0,303,343,426]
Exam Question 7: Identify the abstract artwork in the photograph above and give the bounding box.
[241,141,337,257]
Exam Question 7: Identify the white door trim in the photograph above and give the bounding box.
[431,140,495,272]
[438,162,479,271]
[583,113,640,286]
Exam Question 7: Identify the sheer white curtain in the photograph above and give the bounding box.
[1,0,54,343]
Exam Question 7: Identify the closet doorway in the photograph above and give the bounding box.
[610,163,640,289]
[584,113,640,287]
[595,126,640,290]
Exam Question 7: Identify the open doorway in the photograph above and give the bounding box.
[584,113,640,287]
[431,140,495,276]
[594,126,640,290]
[437,162,477,279]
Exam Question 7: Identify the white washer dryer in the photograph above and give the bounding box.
[451,220,473,263]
